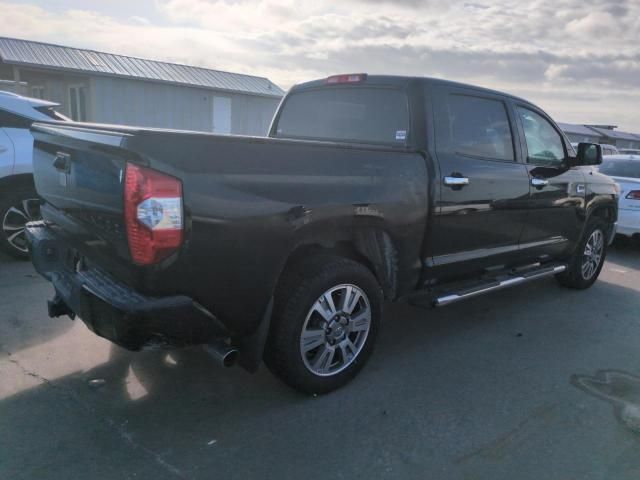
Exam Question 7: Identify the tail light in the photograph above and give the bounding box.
[325,73,367,85]
[626,190,640,200]
[124,163,183,265]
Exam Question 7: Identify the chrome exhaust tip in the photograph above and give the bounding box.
[205,341,239,368]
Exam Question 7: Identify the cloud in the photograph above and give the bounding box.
[0,0,639,130]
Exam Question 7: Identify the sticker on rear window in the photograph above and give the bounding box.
[395,130,407,141]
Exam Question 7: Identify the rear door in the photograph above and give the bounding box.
[514,105,586,258]
[428,86,530,276]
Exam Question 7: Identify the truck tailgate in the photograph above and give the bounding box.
[31,123,134,271]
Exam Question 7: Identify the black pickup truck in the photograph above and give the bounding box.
[26,74,618,394]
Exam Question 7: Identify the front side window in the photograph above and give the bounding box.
[517,107,565,165]
[444,94,514,161]
[274,87,409,145]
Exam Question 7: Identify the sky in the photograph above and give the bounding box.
[2,0,639,131]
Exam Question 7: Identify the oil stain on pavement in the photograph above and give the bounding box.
[572,370,640,434]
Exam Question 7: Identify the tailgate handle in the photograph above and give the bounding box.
[53,152,71,173]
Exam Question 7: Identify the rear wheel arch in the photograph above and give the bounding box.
[276,227,399,301]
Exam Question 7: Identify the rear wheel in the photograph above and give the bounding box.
[265,255,382,394]
[0,187,41,259]
[556,219,608,289]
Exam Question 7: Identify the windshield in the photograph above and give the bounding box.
[599,159,640,178]
[274,87,410,145]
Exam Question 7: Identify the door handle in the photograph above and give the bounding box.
[531,178,549,188]
[53,152,71,173]
[443,176,470,187]
[0,145,7,153]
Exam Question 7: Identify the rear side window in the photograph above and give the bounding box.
[34,106,69,121]
[0,109,31,128]
[599,160,640,178]
[517,107,565,165]
[441,94,514,161]
[274,87,409,145]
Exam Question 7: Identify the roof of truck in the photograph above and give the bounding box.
[293,74,533,104]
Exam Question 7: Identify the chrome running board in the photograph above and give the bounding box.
[433,264,567,307]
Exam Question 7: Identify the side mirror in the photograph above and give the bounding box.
[574,143,603,166]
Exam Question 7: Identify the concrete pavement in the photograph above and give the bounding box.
[1,241,640,479]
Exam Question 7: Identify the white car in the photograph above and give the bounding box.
[598,155,640,239]
[0,91,68,258]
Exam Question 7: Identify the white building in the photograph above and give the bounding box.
[0,37,284,136]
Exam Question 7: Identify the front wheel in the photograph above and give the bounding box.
[0,187,41,260]
[265,255,382,394]
[556,219,609,289]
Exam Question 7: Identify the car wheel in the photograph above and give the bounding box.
[0,187,41,260]
[265,255,382,394]
[556,218,608,289]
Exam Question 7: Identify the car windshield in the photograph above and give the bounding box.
[599,159,640,178]
[274,86,410,145]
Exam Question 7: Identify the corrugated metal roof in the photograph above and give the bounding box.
[557,122,603,137]
[586,126,640,142]
[0,37,284,98]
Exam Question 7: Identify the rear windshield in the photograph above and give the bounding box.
[35,106,70,121]
[274,87,410,146]
[599,160,640,178]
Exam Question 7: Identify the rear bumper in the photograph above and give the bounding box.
[26,221,229,351]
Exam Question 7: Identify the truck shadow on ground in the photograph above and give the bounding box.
[0,252,76,354]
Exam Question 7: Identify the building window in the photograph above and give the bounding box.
[30,86,45,99]
[69,85,87,121]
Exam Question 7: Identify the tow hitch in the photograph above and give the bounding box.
[47,294,76,319]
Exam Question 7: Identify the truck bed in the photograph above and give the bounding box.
[30,121,430,338]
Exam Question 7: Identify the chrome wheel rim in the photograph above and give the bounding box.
[300,284,371,377]
[581,228,604,280]
[2,198,40,253]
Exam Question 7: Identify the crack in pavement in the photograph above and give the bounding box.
[1,347,187,479]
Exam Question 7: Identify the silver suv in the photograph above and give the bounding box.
[0,91,68,258]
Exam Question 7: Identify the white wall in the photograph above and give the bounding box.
[91,76,281,135]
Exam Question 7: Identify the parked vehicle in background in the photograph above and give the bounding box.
[619,148,640,156]
[601,144,620,156]
[599,156,640,239]
[26,74,618,393]
[0,91,68,258]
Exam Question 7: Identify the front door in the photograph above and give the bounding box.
[428,87,530,278]
[514,105,586,259]
[213,96,232,134]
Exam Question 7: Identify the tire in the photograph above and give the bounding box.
[556,218,609,289]
[0,186,41,260]
[265,255,383,395]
